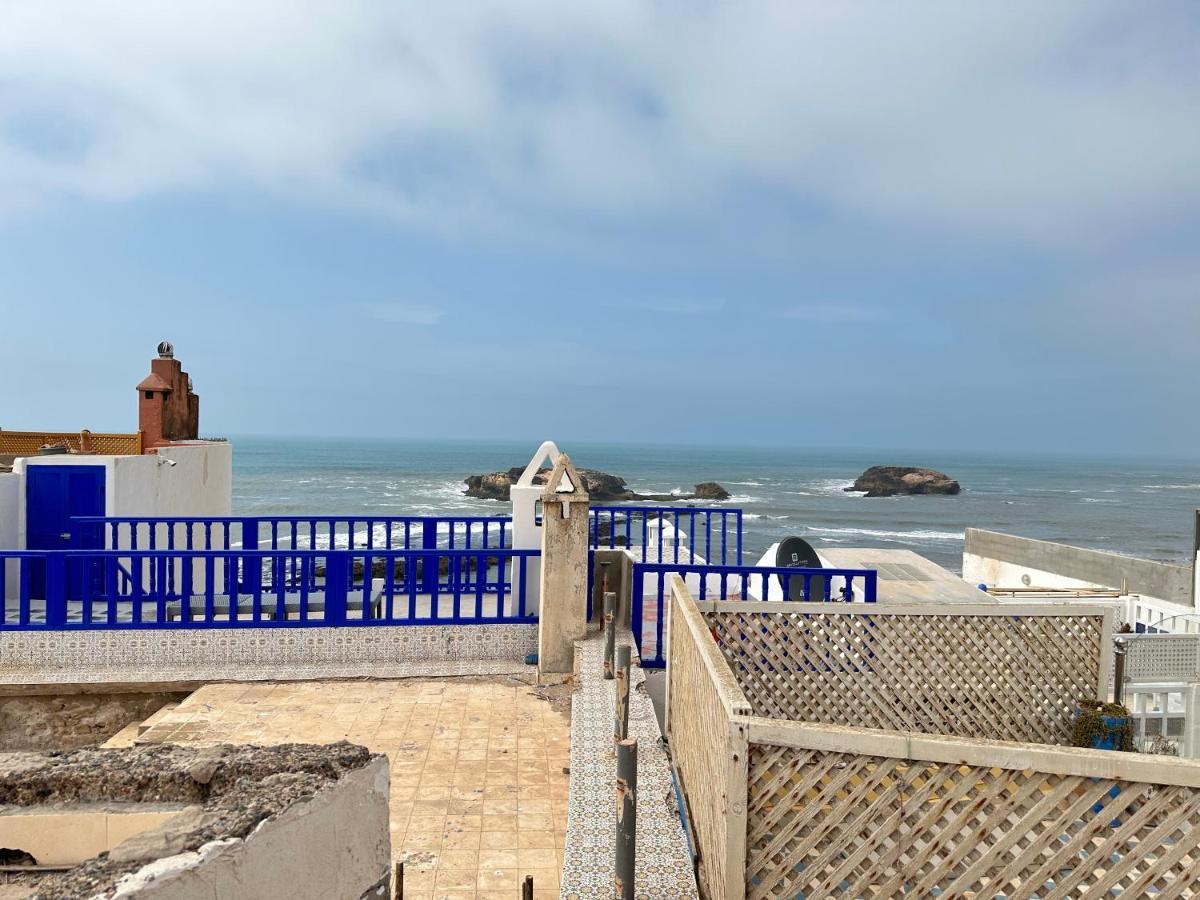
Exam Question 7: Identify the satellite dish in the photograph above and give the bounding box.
[775,536,827,601]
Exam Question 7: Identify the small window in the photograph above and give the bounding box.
[144,391,154,399]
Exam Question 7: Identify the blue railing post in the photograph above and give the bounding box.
[44,555,67,628]
[420,518,438,594]
[324,554,348,626]
[242,519,262,596]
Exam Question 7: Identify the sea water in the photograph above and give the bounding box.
[232,437,1200,573]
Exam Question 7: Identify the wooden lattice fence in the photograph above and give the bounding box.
[0,430,141,456]
[664,577,1200,900]
[703,600,1112,745]
[665,575,751,898]
[745,724,1200,899]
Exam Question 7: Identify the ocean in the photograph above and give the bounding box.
[232,437,1200,573]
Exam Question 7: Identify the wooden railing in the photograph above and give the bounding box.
[0,430,142,456]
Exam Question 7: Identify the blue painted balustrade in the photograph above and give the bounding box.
[0,547,538,630]
[588,506,743,565]
[72,515,512,554]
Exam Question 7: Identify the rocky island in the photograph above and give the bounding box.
[464,467,730,502]
[846,466,961,498]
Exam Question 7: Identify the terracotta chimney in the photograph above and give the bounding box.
[137,341,200,451]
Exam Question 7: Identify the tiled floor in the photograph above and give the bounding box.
[128,677,571,899]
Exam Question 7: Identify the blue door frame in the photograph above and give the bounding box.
[26,465,106,599]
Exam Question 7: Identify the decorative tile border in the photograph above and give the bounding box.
[561,633,697,899]
[0,624,537,686]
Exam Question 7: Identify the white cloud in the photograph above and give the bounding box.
[358,301,445,326]
[0,1,1195,254]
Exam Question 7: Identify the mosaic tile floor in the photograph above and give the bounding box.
[127,677,570,900]
[560,634,698,899]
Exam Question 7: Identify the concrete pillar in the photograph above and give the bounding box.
[537,453,590,680]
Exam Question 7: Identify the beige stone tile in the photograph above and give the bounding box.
[516,814,555,832]
[478,849,520,869]
[434,869,476,892]
[412,802,450,818]
[480,815,517,832]
[479,831,519,851]
[444,815,482,833]
[439,849,480,869]
[476,867,521,892]
[517,848,558,869]
[441,830,481,850]
[523,869,559,889]
[404,832,442,851]
[144,678,569,896]
[516,831,555,850]
[406,815,446,836]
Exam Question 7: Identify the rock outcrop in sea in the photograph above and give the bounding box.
[464,467,730,503]
[845,466,961,498]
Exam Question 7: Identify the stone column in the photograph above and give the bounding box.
[537,453,590,681]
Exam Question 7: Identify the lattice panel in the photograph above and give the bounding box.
[668,595,734,899]
[708,609,1104,745]
[87,432,142,455]
[746,741,1200,899]
[0,431,141,456]
[1126,635,1200,681]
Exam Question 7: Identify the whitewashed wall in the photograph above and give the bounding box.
[5,444,233,602]
[0,473,20,600]
[110,442,232,519]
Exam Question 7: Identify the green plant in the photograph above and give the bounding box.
[1071,698,1133,751]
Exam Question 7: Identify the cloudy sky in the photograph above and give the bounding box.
[1,2,1197,454]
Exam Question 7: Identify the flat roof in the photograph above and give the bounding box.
[818,547,994,605]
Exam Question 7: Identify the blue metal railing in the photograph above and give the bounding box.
[72,515,513,555]
[587,505,744,622]
[631,561,878,668]
[588,506,742,565]
[0,547,538,630]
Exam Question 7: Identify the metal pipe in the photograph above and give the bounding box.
[1113,638,1127,705]
[615,737,637,900]
[393,861,403,900]
[521,874,533,900]
[604,591,617,679]
[615,644,631,741]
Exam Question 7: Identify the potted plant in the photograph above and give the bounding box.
[1071,698,1133,751]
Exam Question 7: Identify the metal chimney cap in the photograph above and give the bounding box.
[157,341,174,359]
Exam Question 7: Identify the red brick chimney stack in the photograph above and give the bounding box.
[137,341,200,451]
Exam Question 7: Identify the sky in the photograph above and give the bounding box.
[0,2,1197,456]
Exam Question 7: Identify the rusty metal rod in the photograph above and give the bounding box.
[393,861,403,899]
[522,874,534,899]
[615,737,638,900]
[615,644,631,741]
[603,591,617,679]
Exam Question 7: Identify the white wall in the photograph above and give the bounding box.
[110,443,232,519]
[0,473,20,600]
[962,553,1112,593]
[964,552,1194,633]
[6,444,233,602]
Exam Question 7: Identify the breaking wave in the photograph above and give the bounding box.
[805,526,964,542]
